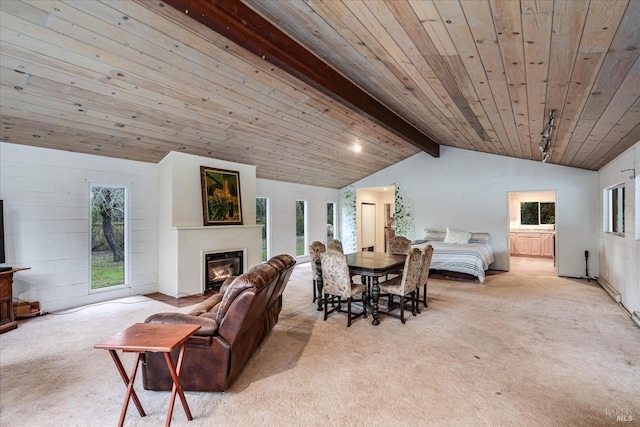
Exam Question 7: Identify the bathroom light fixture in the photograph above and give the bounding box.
[539,109,555,162]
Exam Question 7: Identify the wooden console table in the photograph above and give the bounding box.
[0,268,30,334]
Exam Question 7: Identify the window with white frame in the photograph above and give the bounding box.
[295,200,307,256]
[604,184,625,234]
[90,185,128,291]
[256,197,269,261]
[520,201,555,225]
[326,202,336,245]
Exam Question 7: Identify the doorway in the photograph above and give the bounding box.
[508,191,557,276]
[356,186,395,252]
[361,203,376,251]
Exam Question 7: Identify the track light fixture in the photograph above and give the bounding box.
[542,151,549,163]
[539,109,555,163]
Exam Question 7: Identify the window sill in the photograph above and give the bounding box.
[604,232,625,237]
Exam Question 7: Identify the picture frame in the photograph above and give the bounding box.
[200,166,243,226]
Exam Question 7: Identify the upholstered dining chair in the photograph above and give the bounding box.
[328,239,344,253]
[309,241,326,302]
[415,244,434,313]
[387,235,411,255]
[320,249,368,327]
[385,235,412,280]
[379,248,422,324]
[328,238,364,287]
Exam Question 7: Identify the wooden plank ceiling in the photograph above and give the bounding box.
[1,0,639,189]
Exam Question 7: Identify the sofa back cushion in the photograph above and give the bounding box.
[216,274,258,324]
[217,268,278,343]
[266,254,296,305]
[250,263,278,298]
[262,254,296,336]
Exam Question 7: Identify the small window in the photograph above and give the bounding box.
[296,200,307,256]
[605,185,625,234]
[327,202,335,245]
[540,202,555,224]
[256,197,268,261]
[90,185,127,291]
[521,202,555,225]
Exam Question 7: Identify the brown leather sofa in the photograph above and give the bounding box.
[141,254,296,392]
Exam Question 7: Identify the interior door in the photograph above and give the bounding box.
[361,203,376,251]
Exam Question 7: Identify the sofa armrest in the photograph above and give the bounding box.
[188,293,223,316]
[145,312,219,336]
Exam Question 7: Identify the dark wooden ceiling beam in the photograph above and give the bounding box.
[163,0,440,158]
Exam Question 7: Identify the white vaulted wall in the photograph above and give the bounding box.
[0,142,338,311]
[349,146,599,279]
[156,151,261,297]
[0,142,158,312]
[256,179,340,262]
[3,140,633,314]
[597,141,639,316]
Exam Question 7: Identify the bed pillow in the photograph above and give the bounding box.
[423,228,446,241]
[469,232,490,244]
[444,228,472,244]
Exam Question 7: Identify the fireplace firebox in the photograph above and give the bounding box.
[204,250,244,293]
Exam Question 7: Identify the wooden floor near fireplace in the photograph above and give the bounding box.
[144,292,210,308]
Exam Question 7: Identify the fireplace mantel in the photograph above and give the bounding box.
[172,225,262,231]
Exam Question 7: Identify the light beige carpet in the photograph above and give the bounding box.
[1,264,638,426]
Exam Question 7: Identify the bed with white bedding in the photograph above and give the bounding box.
[412,229,495,283]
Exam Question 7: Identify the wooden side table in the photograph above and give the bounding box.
[0,267,30,334]
[95,323,201,427]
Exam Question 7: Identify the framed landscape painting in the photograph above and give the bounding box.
[200,166,243,226]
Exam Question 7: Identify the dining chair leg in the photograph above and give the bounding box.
[411,292,417,316]
[415,288,421,314]
[400,296,406,324]
[347,298,352,327]
[312,278,317,302]
[422,284,428,307]
[323,294,329,321]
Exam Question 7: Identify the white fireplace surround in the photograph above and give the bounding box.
[159,225,262,297]
[202,247,247,293]
[157,151,261,297]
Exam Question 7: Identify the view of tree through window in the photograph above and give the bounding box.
[296,200,306,256]
[540,203,555,224]
[256,197,268,261]
[521,202,555,225]
[90,185,126,290]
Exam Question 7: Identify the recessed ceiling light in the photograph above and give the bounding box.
[353,144,362,153]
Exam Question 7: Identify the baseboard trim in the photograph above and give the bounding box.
[632,312,640,328]
[597,277,621,303]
